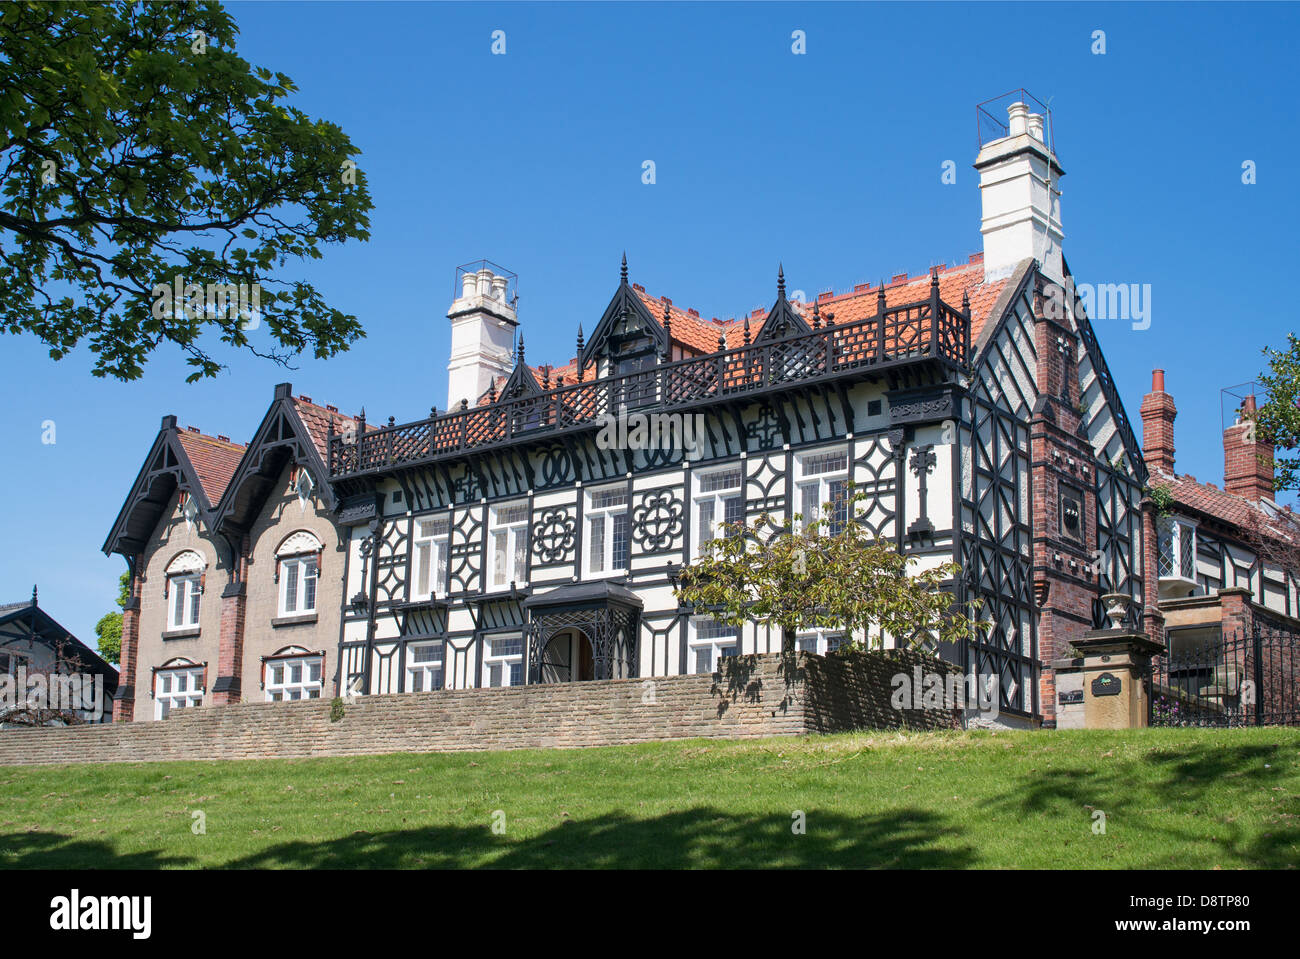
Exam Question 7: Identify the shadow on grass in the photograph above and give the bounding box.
[0,829,195,868]
[980,738,1300,867]
[211,806,973,869]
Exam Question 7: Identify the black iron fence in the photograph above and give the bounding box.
[1149,626,1300,727]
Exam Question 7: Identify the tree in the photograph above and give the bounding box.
[673,487,986,654]
[93,571,131,665]
[1253,333,1300,491]
[0,1,372,381]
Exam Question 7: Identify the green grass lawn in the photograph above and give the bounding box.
[0,727,1296,868]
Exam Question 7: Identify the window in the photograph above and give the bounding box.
[797,449,849,535]
[265,652,323,701]
[169,573,202,629]
[413,515,450,599]
[689,616,740,674]
[483,634,523,687]
[0,650,29,675]
[280,555,319,616]
[1157,517,1197,582]
[586,486,629,576]
[693,467,744,557]
[407,641,445,692]
[489,502,529,588]
[155,664,204,719]
[295,469,315,509]
[796,629,846,655]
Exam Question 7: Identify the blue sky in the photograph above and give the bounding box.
[3,1,1297,650]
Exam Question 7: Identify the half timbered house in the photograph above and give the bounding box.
[324,100,1149,727]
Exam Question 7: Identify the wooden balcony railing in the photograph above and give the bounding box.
[329,290,969,477]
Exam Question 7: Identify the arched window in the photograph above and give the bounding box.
[276,531,323,616]
[154,657,205,719]
[263,646,324,701]
[164,550,206,630]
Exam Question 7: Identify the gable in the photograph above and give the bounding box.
[103,420,236,557]
[213,390,339,536]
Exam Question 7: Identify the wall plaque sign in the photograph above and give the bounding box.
[1091,672,1121,697]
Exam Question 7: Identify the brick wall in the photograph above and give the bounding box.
[0,650,959,767]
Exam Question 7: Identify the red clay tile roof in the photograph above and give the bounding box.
[175,429,245,505]
[1150,466,1300,547]
[290,396,367,461]
[787,260,1008,346]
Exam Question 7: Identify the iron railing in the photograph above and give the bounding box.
[329,289,969,478]
[1150,626,1300,727]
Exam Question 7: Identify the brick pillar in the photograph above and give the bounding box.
[1031,284,1101,726]
[114,565,140,722]
[211,580,247,705]
[1218,586,1253,641]
[1139,496,1165,638]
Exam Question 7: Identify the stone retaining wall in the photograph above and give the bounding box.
[0,650,960,766]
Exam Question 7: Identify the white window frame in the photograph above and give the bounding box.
[488,501,529,589]
[796,448,850,535]
[692,467,744,559]
[585,485,630,577]
[1157,516,1197,583]
[796,628,847,655]
[279,554,319,616]
[482,633,524,687]
[688,616,741,674]
[155,665,204,719]
[264,653,323,701]
[412,515,450,600]
[168,573,202,630]
[406,641,445,692]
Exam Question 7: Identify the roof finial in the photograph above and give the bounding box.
[516,331,525,365]
[31,584,38,607]
[812,299,821,330]
[662,302,673,358]
[542,365,551,390]
[621,251,628,284]
[717,330,727,352]
[961,287,971,314]
[489,382,497,403]
[743,315,751,345]
[777,263,786,298]
[576,322,584,352]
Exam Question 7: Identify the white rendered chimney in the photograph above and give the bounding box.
[974,100,1065,284]
[447,266,517,411]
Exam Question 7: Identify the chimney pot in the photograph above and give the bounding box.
[1027,112,1045,142]
[1152,369,1165,392]
[1007,102,1029,137]
[461,271,477,299]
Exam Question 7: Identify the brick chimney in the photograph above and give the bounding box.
[1224,394,1275,502]
[1139,369,1177,475]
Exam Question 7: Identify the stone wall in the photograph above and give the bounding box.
[0,650,960,767]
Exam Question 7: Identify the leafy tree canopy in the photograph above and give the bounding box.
[673,487,985,654]
[93,570,131,665]
[1253,333,1300,492]
[0,0,372,380]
